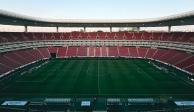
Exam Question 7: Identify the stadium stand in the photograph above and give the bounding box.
[0,32,194,75]
[0,48,45,75]
[0,47,194,75]
[0,32,194,42]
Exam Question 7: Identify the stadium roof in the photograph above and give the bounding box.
[0,9,194,27]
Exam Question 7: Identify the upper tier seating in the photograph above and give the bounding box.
[1,32,194,43]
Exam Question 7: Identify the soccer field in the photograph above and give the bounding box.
[1,58,194,99]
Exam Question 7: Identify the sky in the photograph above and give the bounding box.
[0,0,194,19]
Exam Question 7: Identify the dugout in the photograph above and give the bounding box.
[107,98,123,111]
[127,98,160,111]
[44,98,72,111]
[128,98,157,105]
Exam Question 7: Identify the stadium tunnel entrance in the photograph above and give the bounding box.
[50,53,57,58]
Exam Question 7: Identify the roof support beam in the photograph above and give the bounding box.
[84,27,86,32]
[56,26,59,32]
[24,25,28,32]
[137,27,140,32]
[168,26,171,32]
[110,27,112,32]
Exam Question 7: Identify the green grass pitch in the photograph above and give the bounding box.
[0,58,194,99]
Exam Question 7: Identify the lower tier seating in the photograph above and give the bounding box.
[0,46,194,75]
[0,48,50,75]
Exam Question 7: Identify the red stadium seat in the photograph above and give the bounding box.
[1,32,194,75]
